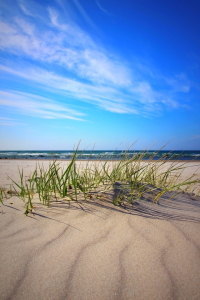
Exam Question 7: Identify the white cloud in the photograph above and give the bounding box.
[48,6,68,31]
[18,0,45,20]
[71,0,98,30]
[18,2,35,17]
[0,63,177,117]
[0,64,142,115]
[0,91,85,121]
[0,16,131,87]
[96,1,110,15]
[0,0,190,119]
[135,60,191,94]
[163,76,191,93]
[0,117,26,126]
[14,17,35,35]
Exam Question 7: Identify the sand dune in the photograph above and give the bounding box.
[0,160,200,300]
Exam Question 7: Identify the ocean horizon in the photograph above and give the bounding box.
[0,150,200,161]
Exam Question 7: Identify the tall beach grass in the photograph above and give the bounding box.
[3,144,200,215]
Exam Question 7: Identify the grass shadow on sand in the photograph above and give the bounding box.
[24,185,200,224]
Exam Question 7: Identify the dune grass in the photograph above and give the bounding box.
[0,187,7,205]
[3,146,200,215]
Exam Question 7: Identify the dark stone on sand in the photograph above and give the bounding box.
[7,190,18,195]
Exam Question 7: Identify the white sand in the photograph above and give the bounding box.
[0,160,200,300]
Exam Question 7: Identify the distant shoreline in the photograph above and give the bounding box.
[1,158,200,162]
[1,150,200,161]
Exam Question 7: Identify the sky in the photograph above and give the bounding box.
[0,0,200,150]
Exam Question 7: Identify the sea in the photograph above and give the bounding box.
[0,150,200,161]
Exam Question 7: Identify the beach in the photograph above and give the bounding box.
[0,159,200,300]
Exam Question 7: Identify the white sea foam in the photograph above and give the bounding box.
[19,153,49,156]
[0,152,17,155]
[60,153,74,156]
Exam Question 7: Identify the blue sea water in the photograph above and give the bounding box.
[0,150,200,160]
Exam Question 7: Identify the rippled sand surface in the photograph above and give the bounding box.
[0,160,200,300]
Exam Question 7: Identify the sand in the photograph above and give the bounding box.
[0,160,200,300]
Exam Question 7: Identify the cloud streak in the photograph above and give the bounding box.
[0,64,164,116]
[0,16,131,87]
[0,117,26,126]
[96,1,110,15]
[0,90,85,121]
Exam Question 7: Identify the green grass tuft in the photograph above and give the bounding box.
[4,144,200,215]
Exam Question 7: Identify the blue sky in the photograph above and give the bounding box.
[0,0,200,150]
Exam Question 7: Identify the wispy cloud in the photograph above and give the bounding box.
[162,73,191,93]
[0,64,139,114]
[18,2,36,17]
[48,6,68,31]
[18,0,46,20]
[71,0,98,30]
[0,0,191,120]
[1,64,165,116]
[0,117,26,126]
[96,1,110,15]
[0,15,130,86]
[0,91,85,121]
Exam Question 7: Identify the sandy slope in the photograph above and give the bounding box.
[0,160,200,300]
